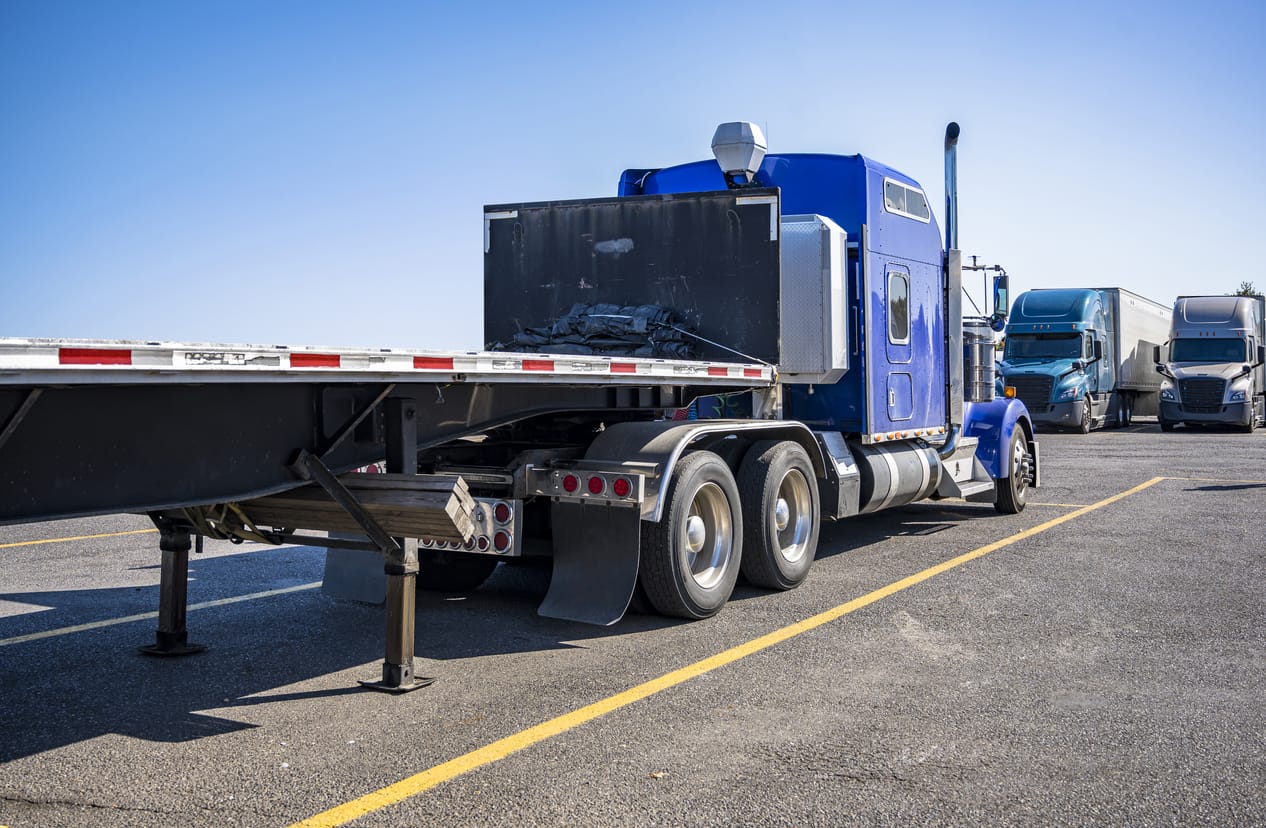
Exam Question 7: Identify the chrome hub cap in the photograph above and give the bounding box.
[773,499,790,532]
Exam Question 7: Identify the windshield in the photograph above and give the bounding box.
[1169,338,1247,363]
[1004,333,1082,360]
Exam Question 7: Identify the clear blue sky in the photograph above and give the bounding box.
[2,0,1263,350]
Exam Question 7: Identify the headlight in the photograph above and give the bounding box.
[1056,385,1080,401]
[1229,389,1247,402]
[1160,381,1176,401]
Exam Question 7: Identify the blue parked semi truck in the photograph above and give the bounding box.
[0,121,1041,690]
[1155,294,1266,432]
[997,288,1171,432]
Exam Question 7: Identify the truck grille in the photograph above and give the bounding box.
[1007,375,1053,411]
[1179,378,1225,413]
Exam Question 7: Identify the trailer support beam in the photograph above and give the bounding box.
[139,516,206,657]
[359,397,434,693]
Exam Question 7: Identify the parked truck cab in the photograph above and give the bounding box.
[1156,295,1266,433]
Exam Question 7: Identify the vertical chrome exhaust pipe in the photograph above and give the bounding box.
[944,122,959,251]
[939,122,963,459]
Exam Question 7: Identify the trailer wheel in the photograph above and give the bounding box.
[639,451,742,619]
[737,440,819,590]
[994,429,1031,515]
[1115,393,1132,428]
[417,549,499,593]
[1078,395,1093,434]
[1160,420,1175,433]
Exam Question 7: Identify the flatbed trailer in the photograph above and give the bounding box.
[0,121,1040,693]
[0,336,778,687]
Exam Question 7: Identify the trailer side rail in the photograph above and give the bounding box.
[0,338,774,386]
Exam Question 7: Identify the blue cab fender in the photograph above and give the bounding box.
[961,397,1035,480]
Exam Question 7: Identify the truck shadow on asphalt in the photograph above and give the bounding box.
[0,503,988,763]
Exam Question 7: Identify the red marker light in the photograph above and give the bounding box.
[588,476,605,495]
[493,531,511,552]
[493,501,512,524]
[476,536,490,551]
[612,477,632,498]
[562,474,579,493]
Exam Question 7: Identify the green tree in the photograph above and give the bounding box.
[1233,280,1258,296]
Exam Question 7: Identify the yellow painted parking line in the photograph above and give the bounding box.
[0,528,158,550]
[291,475,1167,828]
[0,582,321,647]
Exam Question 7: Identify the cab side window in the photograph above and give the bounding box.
[888,271,910,344]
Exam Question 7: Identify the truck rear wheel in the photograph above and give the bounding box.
[417,549,499,593]
[639,451,742,619]
[994,429,1031,515]
[738,440,819,590]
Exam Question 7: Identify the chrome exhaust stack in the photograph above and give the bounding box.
[939,123,964,458]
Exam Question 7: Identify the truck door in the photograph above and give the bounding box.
[862,243,944,439]
[1090,301,1113,395]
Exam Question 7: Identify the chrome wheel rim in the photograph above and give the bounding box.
[1011,437,1029,501]
[773,468,813,565]
[680,481,733,589]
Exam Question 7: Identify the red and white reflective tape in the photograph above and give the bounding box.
[0,338,775,386]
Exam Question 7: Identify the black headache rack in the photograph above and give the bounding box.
[483,187,783,365]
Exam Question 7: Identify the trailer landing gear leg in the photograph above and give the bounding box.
[359,397,434,694]
[359,545,431,693]
[139,517,207,657]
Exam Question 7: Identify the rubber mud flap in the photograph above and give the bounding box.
[539,501,641,625]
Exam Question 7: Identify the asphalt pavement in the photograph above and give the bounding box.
[1,421,1263,827]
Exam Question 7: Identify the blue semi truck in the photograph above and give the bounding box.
[0,121,1042,688]
[997,287,1171,432]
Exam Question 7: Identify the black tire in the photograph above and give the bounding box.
[1115,393,1132,428]
[737,440,820,590]
[1160,421,1175,433]
[706,436,752,473]
[1078,395,1093,434]
[416,548,499,592]
[639,451,742,620]
[994,428,1031,515]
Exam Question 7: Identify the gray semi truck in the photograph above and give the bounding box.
[1155,294,1266,432]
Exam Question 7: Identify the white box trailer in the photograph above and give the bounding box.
[1099,287,1173,403]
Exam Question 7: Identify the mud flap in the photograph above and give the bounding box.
[538,501,641,626]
